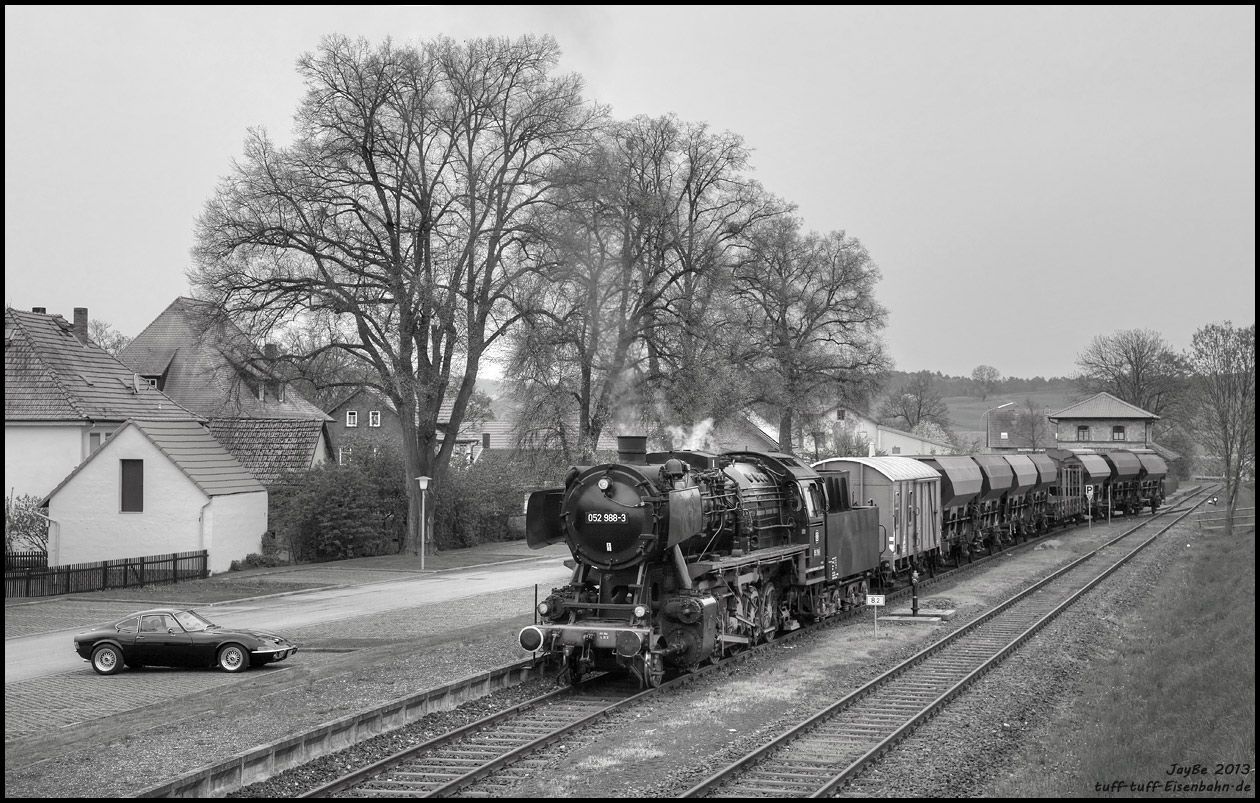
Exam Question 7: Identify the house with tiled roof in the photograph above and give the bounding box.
[745,405,955,458]
[327,387,483,466]
[986,405,1056,453]
[6,306,269,572]
[41,419,267,573]
[118,298,332,485]
[1047,392,1159,450]
[5,306,197,500]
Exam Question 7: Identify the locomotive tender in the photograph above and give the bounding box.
[519,437,881,687]
[519,436,1168,687]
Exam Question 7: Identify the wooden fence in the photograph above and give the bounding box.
[4,550,209,599]
[5,550,48,570]
[1197,507,1256,535]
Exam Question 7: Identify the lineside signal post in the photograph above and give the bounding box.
[867,593,885,636]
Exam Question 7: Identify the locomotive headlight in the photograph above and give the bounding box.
[519,626,544,652]
[537,601,550,616]
[598,477,611,491]
[615,630,643,658]
[633,604,649,619]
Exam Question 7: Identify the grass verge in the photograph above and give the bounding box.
[996,487,1256,797]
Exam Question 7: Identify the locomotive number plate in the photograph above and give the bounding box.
[587,513,628,523]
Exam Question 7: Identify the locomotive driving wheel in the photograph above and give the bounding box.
[758,582,780,643]
[639,653,665,688]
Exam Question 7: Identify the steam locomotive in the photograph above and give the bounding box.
[518,436,1169,687]
[518,437,881,687]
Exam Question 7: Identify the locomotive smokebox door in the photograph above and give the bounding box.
[566,464,658,569]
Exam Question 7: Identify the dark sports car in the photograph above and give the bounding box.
[73,608,298,675]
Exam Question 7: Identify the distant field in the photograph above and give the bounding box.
[945,388,1076,431]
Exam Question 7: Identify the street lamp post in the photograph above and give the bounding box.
[416,476,430,571]
[983,402,1014,451]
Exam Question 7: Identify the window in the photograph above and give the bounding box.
[143,377,158,389]
[339,446,352,465]
[121,459,143,512]
[1000,432,1009,441]
[346,410,358,428]
[369,410,381,427]
[1076,425,1091,442]
[482,432,491,449]
[891,446,901,454]
[140,614,171,633]
[89,432,102,454]
[1112,425,1126,441]
[836,409,846,421]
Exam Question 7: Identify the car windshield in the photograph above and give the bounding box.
[173,610,215,632]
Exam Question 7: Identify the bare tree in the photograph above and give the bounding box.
[1185,321,1255,534]
[1019,397,1053,449]
[506,115,785,460]
[731,217,890,453]
[970,365,1001,401]
[878,370,950,431]
[190,35,604,554]
[88,319,131,356]
[1074,329,1187,417]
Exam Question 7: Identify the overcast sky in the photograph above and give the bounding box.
[5,6,1254,380]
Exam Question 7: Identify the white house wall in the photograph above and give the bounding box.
[46,425,269,573]
[204,490,268,574]
[875,429,950,456]
[5,423,84,499]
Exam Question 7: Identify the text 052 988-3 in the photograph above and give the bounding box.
[587,512,627,523]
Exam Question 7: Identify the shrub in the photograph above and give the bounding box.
[5,493,49,553]
[229,552,287,572]
[270,453,403,562]
[432,450,573,550]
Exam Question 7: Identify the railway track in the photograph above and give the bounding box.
[300,675,649,798]
[679,486,1216,798]
[291,495,1197,799]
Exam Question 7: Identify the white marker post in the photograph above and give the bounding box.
[867,593,886,636]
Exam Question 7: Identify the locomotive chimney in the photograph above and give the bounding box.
[617,435,648,465]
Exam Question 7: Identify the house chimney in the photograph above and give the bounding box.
[72,307,89,344]
[31,307,46,314]
[263,342,284,401]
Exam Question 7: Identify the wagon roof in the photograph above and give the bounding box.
[812,456,940,482]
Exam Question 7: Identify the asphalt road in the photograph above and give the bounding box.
[4,555,572,684]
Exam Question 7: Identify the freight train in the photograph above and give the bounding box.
[518,436,1167,686]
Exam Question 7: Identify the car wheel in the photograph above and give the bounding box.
[217,644,250,673]
[91,644,124,675]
